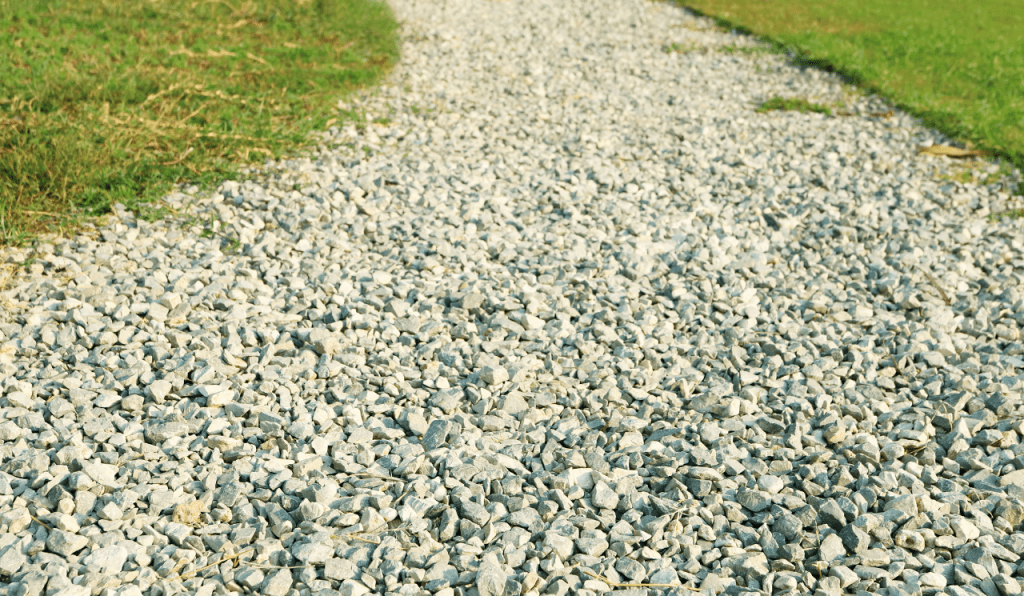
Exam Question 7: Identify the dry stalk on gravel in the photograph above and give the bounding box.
[164,547,256,584]
[579,568,702,591]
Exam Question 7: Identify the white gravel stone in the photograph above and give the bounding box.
[82,545,129,574]
[479,365,509,386]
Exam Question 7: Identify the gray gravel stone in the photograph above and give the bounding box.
[82,544,128,574]
[479,365,509,386]
[731,553,770,578]
[46,531,89,557]
[420,419,454,451]
[235,567,266,590]
[262,569,293,596]
[737,489,771,512]
[0,543,26,575]
[992,574,1022,596]
[591,481,619,510]
[292,541,333,564]
[840,524,871,554]
[476,557,507,596]
[819,532,846,564]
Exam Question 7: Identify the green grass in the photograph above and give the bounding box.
[0,0,399,244]
[756,97,832,117]
[676,0,1024,192]
[663,42,772,56]
[990,208,1024,222]
[717,45,771,57]
[663,42,698,54]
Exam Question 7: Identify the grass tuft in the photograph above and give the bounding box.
[717,44,772,56]
[756,96,833,116]
[0,0,399,245]
[989,209,1024,222]
[663,42,774,56]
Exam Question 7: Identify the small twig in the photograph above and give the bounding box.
[813,524,824,580]
[177,102,208,126]
[140,83,180,106]
[18,210,63,216]
[917,265,950,305]
[164,547,255,583]
[394,487,414,506]
[160,146,194,166]
[333,521,410,546]
[340,471,404,484]
[30,515,52,530]
[888,337,916,381]
[0,265,17,294]
[197,131,265,142]
[245,52,269,66]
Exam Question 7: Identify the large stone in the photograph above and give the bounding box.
[325,558,358,581]
[736,489,771,512]
[292,541,333,564]
[479,366,509,386]
[421,419,454,451]
[992,573,1021,596]
[1000,470,1024,488]
[894,530,925,551]
[817,499,848,531]
[458,500,491,526]
[0,543,26,576]
[818,533,846,563]
[81,462,121,488]
[884,494,919,517]
[82,544,129,574]
[996,499,1024,527]
[148,379,173,402]
[476,558,507,596]
[12,570,47,596]
[0,508,32,534]
[144,420,188,444]
[338,580,371,596]
[838,524,870,553]
[235,567,265,589]
[615,558,647,582]
[47,530,90,556]
[262,569,293,596]
[729,552,769,579]
[542,532,574,560]
[591,481,619,510]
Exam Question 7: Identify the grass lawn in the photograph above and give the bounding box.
[0,0,399,245]
[677,0,1024,191]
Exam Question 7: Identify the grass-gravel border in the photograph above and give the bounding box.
[675,0,1024,198]
[0,0,399,245]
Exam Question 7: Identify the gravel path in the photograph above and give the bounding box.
[2,0,1024,595]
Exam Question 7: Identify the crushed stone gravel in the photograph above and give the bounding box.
[2,1,1024,596]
